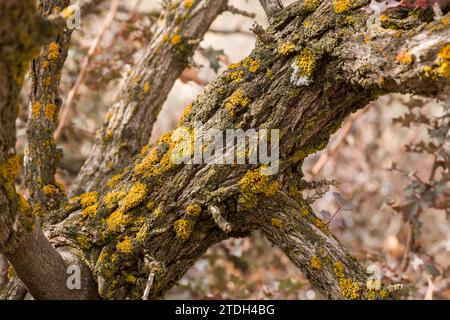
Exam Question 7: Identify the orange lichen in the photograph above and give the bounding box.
[43,184,58,197]
[179,104,193,124]
[242,57,261,73]
[82,203,99,218]
[295,48,316,77]
[184,0,194,8]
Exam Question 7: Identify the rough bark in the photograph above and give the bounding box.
[25,0,72,216]
[1,0,449,300]
[71,0,230,195]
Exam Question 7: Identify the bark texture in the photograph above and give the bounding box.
[71,0,230,195]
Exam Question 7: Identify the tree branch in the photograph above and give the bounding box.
[258,0,284,17]
[25,0,72,217]
[70,0,230,195]
[252,193,389,299]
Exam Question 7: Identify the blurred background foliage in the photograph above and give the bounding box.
[1,0,449,300]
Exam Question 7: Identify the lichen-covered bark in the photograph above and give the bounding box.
[71,0,230,195]
[1,0,449,300]
[25,0,72,217]
[0,0,97,299]
[42,2,448,300]
[0,0,42,255]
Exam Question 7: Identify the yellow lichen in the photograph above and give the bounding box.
[314,218,327,230]
[174,219,194,240]
[106,174,122,188]
[238,167,279,209]
[333,0,351,14]
[301,208,310,217]
[105,191,126,210]
[225,89,251,116]
[47,42,59,61]
[179,104,193,124]
[143,81,151,95]
[271,218,283,228]
[186,203,202,216]
[82,203,99,218]
[278,42,295,55]
[333,261,345,278]
[7,265,14,281]
[242,57,261,73]
[120,182,149,212]
[31,102,41,120]
[44,103,57,121]
[184,0,194,8]
[0,155,20,182]
[136,223,149,243]
[146,201,155,211]
[153,207,164,218]
[116,236,133,254]
[339,278,361,299]
[295,48,316,77]
[76,235,92,250]
[126,274,137,284]
[311,255,322,270]
[423,44,450,78]
[302,0,322,12]
[171,34,182,46]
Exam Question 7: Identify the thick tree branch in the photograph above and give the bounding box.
[43,2,448,300]
[25,0,73,217]
[253,194,388,299]
[71,0,230,195]
[1,0,98,299]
